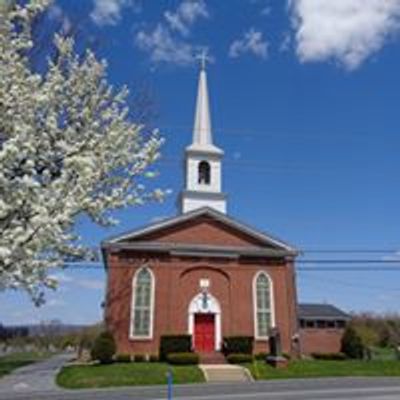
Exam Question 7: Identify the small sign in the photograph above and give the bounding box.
[200,279,210,289]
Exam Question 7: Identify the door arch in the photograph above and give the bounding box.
[188,292,221,351]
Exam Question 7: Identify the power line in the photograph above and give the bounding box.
[298,273,400,293]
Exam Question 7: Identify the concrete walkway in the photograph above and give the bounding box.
[200,364,252,382]
[0,353,70,397]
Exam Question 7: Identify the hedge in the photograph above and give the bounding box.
[312,352,347,361]
[160,335,192,360]
[134,354,146,362]
[149,354,159,362]
[115,353,131,363]
[167,352,200,365]
[255,352,268,361]
[223,336,254,355]
[227,353,253,364]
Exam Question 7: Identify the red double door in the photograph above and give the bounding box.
[194,314,215,352]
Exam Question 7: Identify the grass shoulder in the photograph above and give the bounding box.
[247,359,400,380]
[57,362,205,389]
[0,351,50,378]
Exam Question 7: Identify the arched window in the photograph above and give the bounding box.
[130,267,154,339]
[198,161,211,185]
[253,272,274,339]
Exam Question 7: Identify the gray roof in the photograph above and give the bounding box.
[102,207,298,256]
[298,303,351,321]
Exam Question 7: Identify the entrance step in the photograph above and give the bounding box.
[199,352,226,365]
[200,365,252,383]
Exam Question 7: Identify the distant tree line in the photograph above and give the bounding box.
[0,320,103,355]
[0,324,29,340]
[341,313,400,360]
[350,313,400,348]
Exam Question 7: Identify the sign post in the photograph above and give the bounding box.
[167,369,173,400]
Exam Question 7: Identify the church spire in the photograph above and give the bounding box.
[192,51,212,147]
[179,53,227,215]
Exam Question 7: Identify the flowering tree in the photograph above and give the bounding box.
[0,0,164,304]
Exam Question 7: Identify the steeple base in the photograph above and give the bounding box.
[180,191,227,214]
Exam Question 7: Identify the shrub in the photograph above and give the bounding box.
[134,354,145,362]
[223,336,254,355]
[227,353,253,364]
[167,352,199,365]
[159,335,192,361]
[341,326,364,359]
[149,354,159,362]
[282,352,291,360]
[312,352,347,361]
[255,352,268,361]
[90,331,116,364]
[115,353,131,363]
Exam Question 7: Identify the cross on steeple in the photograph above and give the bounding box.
[196,49,211,70]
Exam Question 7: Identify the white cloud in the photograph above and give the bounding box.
[164,0,209,36]
[229,28,269,59]
[135,0,210,67]
[289,0,400,70]
[46,298,67,308]
[49,272,74,284]
[135,24,196,66]
[91,0,133,26]
[76,279,104,291]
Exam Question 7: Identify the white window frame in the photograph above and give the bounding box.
[129,266,155,340]
[253,271,275,340]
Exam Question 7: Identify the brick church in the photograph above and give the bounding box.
[102,62,349,358]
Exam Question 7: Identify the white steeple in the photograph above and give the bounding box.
[179,53,227,214]
[193,58,212,146]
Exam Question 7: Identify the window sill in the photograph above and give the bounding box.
[129,335,153,341]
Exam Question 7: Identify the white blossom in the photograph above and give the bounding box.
[0,1,164,304]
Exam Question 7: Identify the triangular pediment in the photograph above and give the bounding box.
[103,207,297,254]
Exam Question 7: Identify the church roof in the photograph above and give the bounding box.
[102,207,298,256]
[298,304,350,321]
[102,206,298,257]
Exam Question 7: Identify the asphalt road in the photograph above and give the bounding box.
[2,377,400,400]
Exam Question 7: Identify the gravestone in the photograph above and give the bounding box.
[266,328,288,369]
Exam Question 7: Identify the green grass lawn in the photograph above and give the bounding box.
[57,362,205,389]
[0,351,50,378]
[247,359,400,380]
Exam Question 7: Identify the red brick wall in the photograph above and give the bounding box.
[138,217,265,247]
[104,218,298,357]
[300,328,345,355]
[105,252,298,356]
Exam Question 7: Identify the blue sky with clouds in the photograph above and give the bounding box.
[2,0,400,325]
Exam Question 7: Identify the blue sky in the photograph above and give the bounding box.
[2,0,400,325]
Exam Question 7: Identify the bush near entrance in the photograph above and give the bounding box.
[223,336,254,355]
[167,352,200,365]
[227,353,253,364]
[159,335,192,361]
